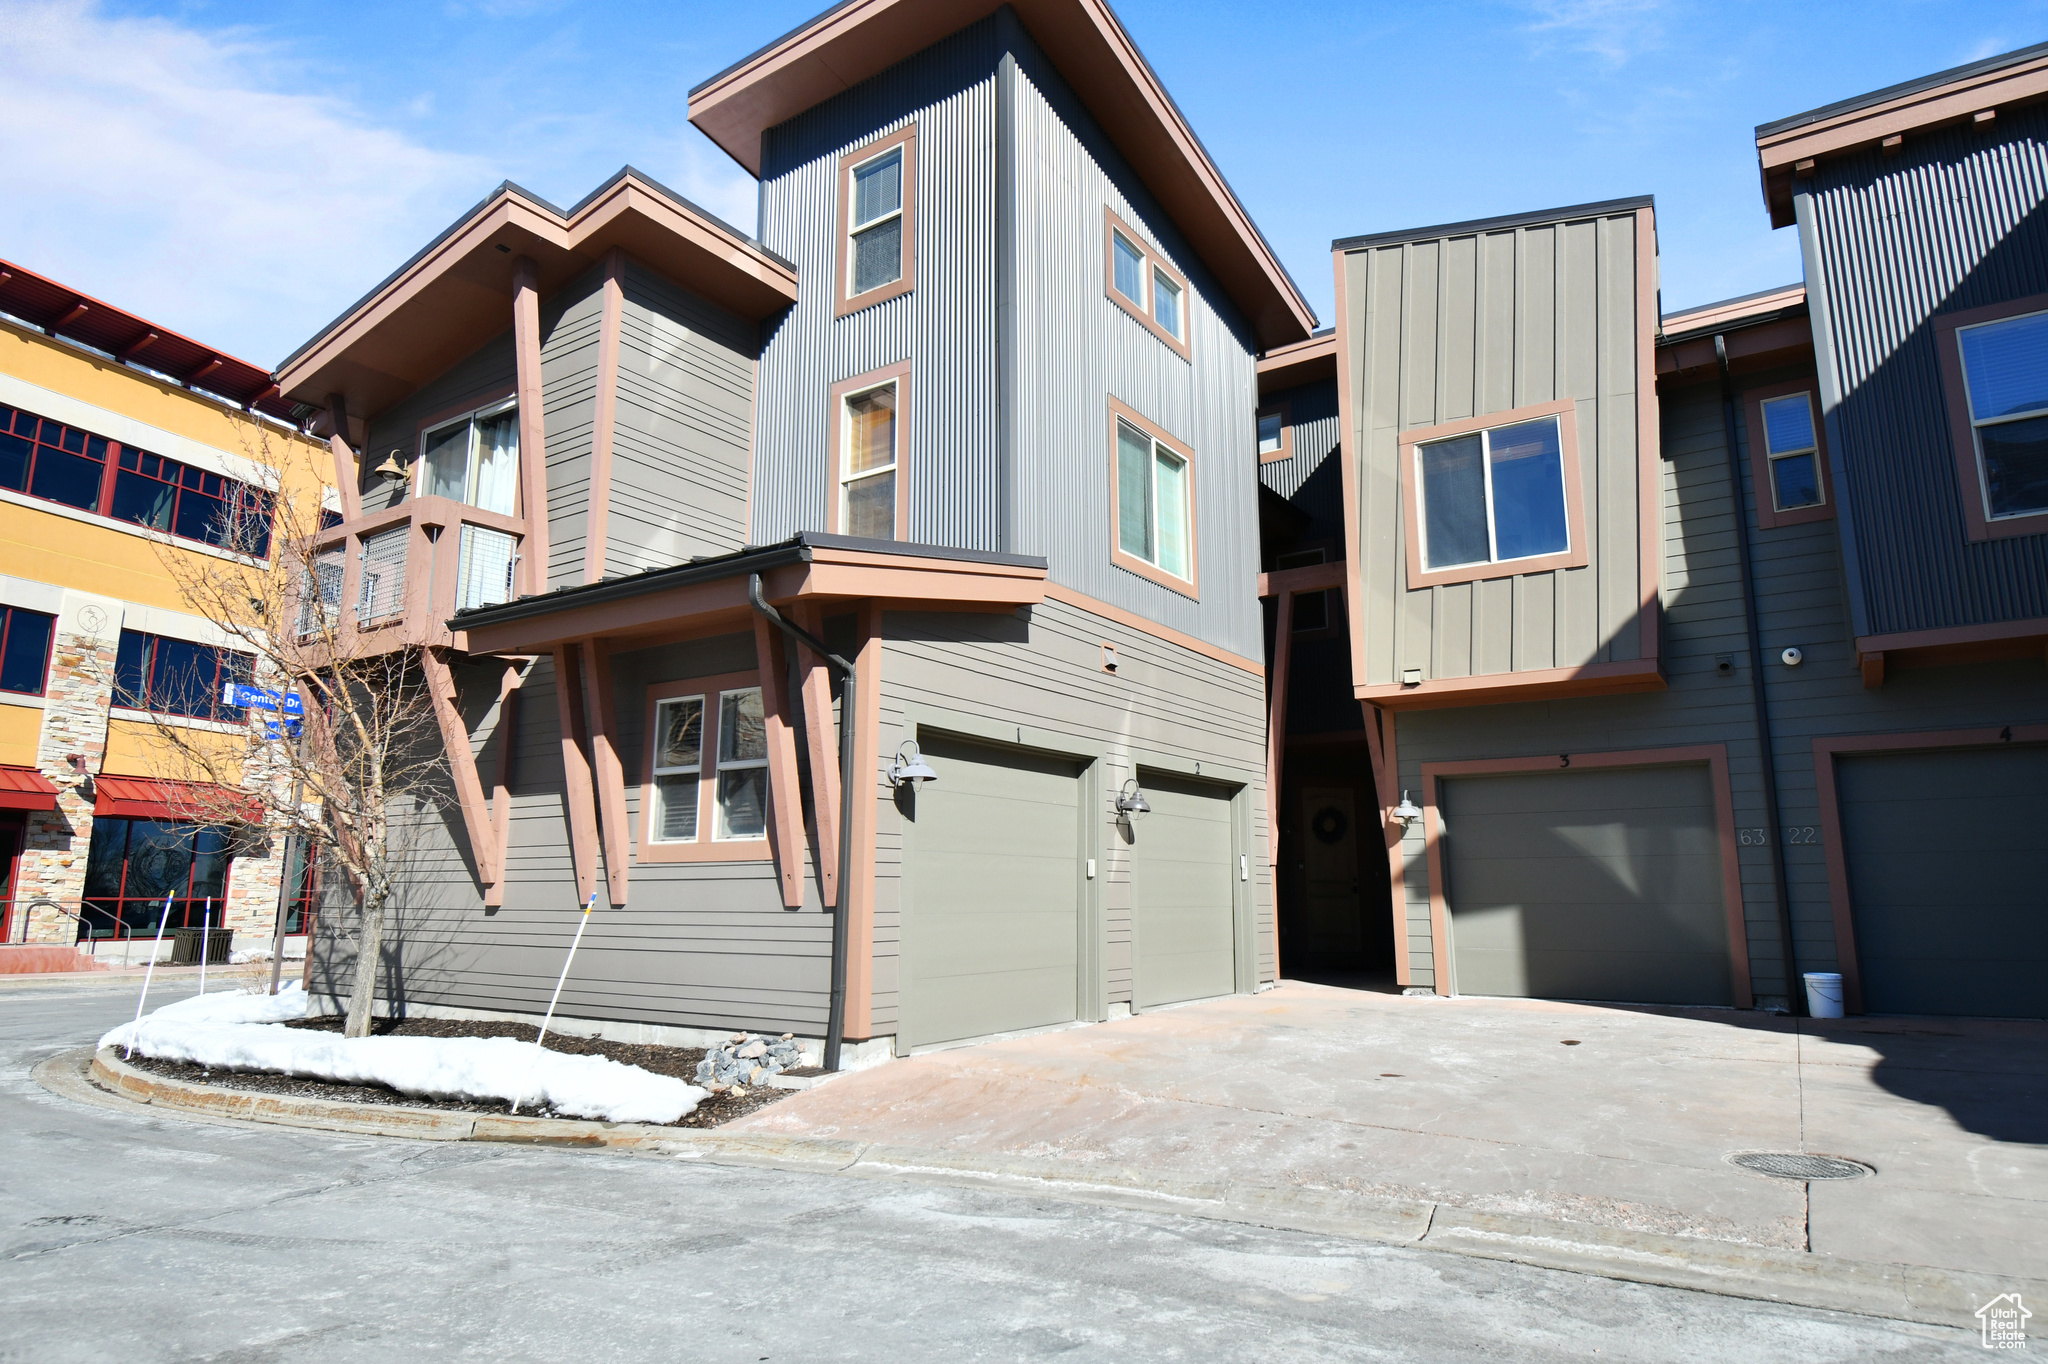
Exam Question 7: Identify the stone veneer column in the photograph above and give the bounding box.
[19,624,114,945]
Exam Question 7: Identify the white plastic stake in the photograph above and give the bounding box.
[197,899,211,996]
[511,890,598,1116]
[125,891,176,1059]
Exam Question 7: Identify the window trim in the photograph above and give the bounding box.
[1107,395,1199,598]
[112,628,253,724]
[1740,379,1834,529]
[637,669,773,864]
[1102,208,1192,362]
[826,361,912,540]
[1256,400,1294,465]
[834,123,918,319]
[1933,292,2048,542]
[0,604,56,697]
[415,393,521,514]
[1398,399,1587,589]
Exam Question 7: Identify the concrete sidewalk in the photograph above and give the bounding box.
[731,982,2048,1284]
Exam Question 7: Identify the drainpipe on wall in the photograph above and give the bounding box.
[749,574,857,1070]
[1716,334,1803,1014]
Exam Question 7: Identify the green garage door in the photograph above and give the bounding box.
[902,735,1082,1048]
[1133,773,1237,1009]
[1838,745,2048,1019]
[1442,764,1734,1006]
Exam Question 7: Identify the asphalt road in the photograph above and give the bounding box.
[1,981,1979,1363]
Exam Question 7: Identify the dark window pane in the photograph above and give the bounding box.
[87,435,110,460]
[110,468,175,530]
[28,446,104,510]
[1488,419,1570,561]
[845,470,894,539]
[1981,413,2048,519]
[60,426,86,455]
[1771,452,1822,510]
[1291,589,1329,633]
[852,216,902,295]
[1116,421,1154,562]
[114,630,150,709]
[191,828,229,898]
[0,607,54,694]
[0,431,28,491]
[175,485,228,544]
[83,818,132,897]
[1419,433,1489,569]
[1761,394,1815,455]
[120,820,194,903]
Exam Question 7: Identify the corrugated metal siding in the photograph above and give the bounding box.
[539,268,606,589]
[753,19,999,553]
[606,260,757,574]
[1006,30,1264,661]
[1802,109,2048,635]
[1258,376,1342,545]
[1342,211,1648,686]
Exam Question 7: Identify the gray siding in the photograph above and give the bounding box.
[605,259,758,574]
[1258,376,1343,549]
[1799,105,2048,637]
[540,268,607,589]
[359,332,518,516]
[1341,209,1651,686]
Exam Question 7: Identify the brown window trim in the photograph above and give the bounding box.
[1741,379,1834,529]
[1398,398,1588,589]
[1103,207,1192,363]
[1256,399,1293,465]
[1107,395,1199,599]
[826,360,911,540]
[1932,291,2048,542]
[637,668,773,864]
[834,124,918,319]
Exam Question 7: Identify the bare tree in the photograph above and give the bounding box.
[92,432,443,1037]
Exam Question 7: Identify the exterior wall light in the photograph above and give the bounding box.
[887,739,938,788]
[1391,790,1423,827]
[374,449,410,481]
[1115,778,1151,817]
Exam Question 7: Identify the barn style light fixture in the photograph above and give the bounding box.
[1115,778,1151,817]
[373,449,410,481]
[887,740,938,788]
[1391,790,1423,827]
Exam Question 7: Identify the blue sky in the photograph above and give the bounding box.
[2,0,2041,366]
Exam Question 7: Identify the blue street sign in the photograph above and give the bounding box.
[260,719,304,742]
[224,683,305,715]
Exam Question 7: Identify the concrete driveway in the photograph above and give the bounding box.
[734,982,2048,1283]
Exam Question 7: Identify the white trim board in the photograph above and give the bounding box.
[0,370,274,488]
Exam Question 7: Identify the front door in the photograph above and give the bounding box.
[1299,787,1362,962]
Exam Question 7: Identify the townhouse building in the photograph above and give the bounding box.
[0,262,331,962]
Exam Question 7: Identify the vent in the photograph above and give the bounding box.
[1728,1152,1872,1181]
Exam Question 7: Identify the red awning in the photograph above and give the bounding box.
[0,765,60,812]
[92,775,263,824]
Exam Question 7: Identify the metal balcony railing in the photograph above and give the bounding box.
[308,496,525,653]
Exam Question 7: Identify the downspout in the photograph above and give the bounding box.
[749,574,857,1070]
[1716,334,1802,1014]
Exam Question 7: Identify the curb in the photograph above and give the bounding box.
[60,1047,2037,1330]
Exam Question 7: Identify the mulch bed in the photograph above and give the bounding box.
[116,1015,786,1129]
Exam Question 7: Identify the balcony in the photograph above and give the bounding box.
[308,496,525,653]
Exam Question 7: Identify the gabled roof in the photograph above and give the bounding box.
[1755,40,2048,228]
[276,168,799,422]
[0,258,298,422]
[688,0,1317,349]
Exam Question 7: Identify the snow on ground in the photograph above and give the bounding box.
[99,984,705,1125]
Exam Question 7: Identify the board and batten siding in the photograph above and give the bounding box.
[1340,205,1654,687]
[1798,107,2048,636]
[874,597,1271,1034]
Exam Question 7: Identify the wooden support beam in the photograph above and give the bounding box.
[753,614,806,908]
[487,659,524,907]
[583,638,632,906]
[1265,589,1294,876]
[512,257,550,596]
[50,301,88,333]
[844,603,883,1040]
[552,643,601,905]
[794,603,841,907]
[117,330,159,364]
[421,648,500,899]
[585,249,625,583]
[1860,651,1886,689]
[187,356,224,385]
[324,391,363,522]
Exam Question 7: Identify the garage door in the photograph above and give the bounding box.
[1837,745,2048,1019]
[902,735,1082,1048]
[1132,773,1237,1009]
[1441,764,1733,1006]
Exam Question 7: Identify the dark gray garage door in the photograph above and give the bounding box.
[901,735,1082,1048]
[1838,745,2048,1019]
[1132,773,1237,1009]
[1442,764,1733,1006]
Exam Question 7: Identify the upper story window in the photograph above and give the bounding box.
[0,403,274,556]
[1400,401,1587,588]
[1956,308,2048,522]
[1109,399,1197,596]
[0,604,55,696]
[420,401,519,516]
[114,628,251,722]
[1256,401,1293,464]
[648,682,768,846]
[829,361,910,541]
[1760,394,1823,511]
[1103,209,1192,361]
[835,126,918,317]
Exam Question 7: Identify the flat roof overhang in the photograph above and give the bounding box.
[688,0,1316,351]
[1256,330,1335,398]
[276,170,799,424]
[454,532,1049,654]
[1656,284,1813,390]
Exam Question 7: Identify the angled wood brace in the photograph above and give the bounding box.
[422,648,501,903]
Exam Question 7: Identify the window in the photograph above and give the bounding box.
[0,605,55,696]
[1956,308,2048,522]
[1109,399,1197,595]
[828,362,909,540]
[835,126,917,316]
[1256,402,1293,464]
[80,818,231,940]
[1740,381,1834,530]
[0,403,107,511]
[1399,401,1585,588]
[1103,208,1192,361]
[114,629,251,722]
[642,672,773,860]
[420,401,519,516]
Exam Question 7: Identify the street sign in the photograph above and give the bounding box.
[260,719,304,742]
[223,683,305,715]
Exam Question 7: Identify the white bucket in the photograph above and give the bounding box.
[1804,972,1845,1019]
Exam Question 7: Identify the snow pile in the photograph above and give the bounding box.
[100,986,705,1125]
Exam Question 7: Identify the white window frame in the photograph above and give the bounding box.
[649,693,706,844]
[1956,307,2048,522]
[846,145,906,302]
[839,378,899,540]
[1758,391,1825,512]
[1415,416,1571,571]
[417,396,519,511]
[1116,416,1192,582]
[712,686,768,844]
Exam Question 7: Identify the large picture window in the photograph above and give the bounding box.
[0,604,55,696]
[641,671,773,862]
[1108,399,1197,596]
[80,817,231,940]
[420,400,519,516]
[1103,209,1191,361]
[1399,400,1586,588]
[834,125,917,316]
[114,629,252,722]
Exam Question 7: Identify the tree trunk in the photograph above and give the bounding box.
[344,886,386,1038]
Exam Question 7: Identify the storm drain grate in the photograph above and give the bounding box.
[1728,1152,1872,1181]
